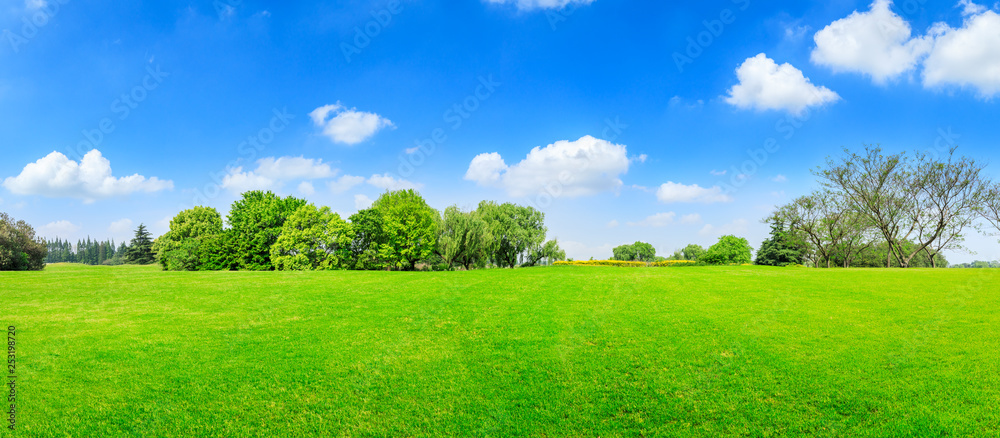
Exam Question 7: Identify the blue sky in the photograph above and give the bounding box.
[2,0,999,262]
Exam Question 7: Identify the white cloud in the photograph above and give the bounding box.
[464,135,631,198]
[37,220,81,239]
[310,102,394,145]
[811,0,933,83]
[606,220,619,228]
[221,167,276,193]
[485,0,595,11]
[680,214,703,225]
[710,169,728,176]
[628,212,677,228]
[656,182,733,204]
[298,181,316,196]
[959,0,987,15]
[221,156,337,194]
[772,175,788,183]
[25,0,47,10]
[328,175,367,194]
[726,54,840,115]
[255,156,336,180]
[367,174,423,191]
[2,150,173,202]
[354,194,373,210]
[699,219,750,237]
[923,6,1000,98]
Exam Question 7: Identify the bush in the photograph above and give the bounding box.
[702,235,754,265]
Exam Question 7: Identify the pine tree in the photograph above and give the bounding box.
[126,224,155,265]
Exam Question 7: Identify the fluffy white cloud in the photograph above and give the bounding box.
[726,54,840,115]
[606,220,619,228]
[221,156,337,194]
[465,135,631,198]
[628,212,677,228]
[2,150,173,202]
[37,220,81,239]
[772,175,788,183]
[310,103,394,145]
[328,175,367,194]
[811,0,933,83]
[354,194,373,210]
[367,174,423,191]
[699,219,750,237]
[485,0,594,10]
[923,6,1000,97]
[656,182,733,204]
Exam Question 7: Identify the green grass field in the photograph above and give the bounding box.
[2,264,999,437]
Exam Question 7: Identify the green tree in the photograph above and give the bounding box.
[348,208,391,270]
[154,206,224,271]
[227,191,308,271]
[702,235,753,265]
[372,190,438,270]
[0,212,47,271]
[436,206,491,270]
[126,224,155,265]
[612,244,637,261]
[271,204,354,271]
[681,244,706,262]
[526,239,566,266]
[477,201,547,268]
[755,220,807,266]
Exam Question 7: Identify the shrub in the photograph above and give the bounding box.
[0,213,46,271]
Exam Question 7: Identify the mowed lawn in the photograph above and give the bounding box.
[2,264,999,437]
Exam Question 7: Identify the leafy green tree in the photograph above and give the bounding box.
[526,239,566,266]
[348,208,391,270]
[197,231,240,271]
[0,212,47,271]
[681,244,706,261]
[371,190,438,270]
[755,220,807,266]
[702,235,753,265]
[271,204,354,271]
[477,201,547,268]
[612,242,656,262]
[436,206,491,270]
[154,206,224,271]
[126,224,156,265]
[227,191,308,271]
[612,244,637,261]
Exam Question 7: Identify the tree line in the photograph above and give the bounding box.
[765,146,1000,268]
[610,237,754,266]
[153,189,566,271]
